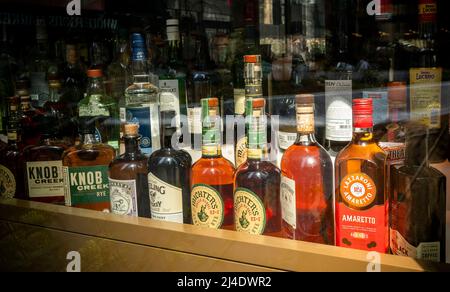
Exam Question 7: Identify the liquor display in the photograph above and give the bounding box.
[390,123,446,262]
[148,110,192,224]
[109,123,151,218]
[191,98,235,230]
[23,116,67,205]
[234,98,281,237]
[280,94,334,244]
[62,119,115,212]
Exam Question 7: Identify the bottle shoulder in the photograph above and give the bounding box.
[63,143,116,165]
[236,161,281,179]
[336,142,387,163]
[192,157,235,173]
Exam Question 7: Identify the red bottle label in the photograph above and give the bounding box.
[336,173,388,253]
[419,0,437,23]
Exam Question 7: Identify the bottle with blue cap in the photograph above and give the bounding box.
[125,33,160,156]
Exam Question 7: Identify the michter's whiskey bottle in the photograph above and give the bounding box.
[235,55,263,168]
[191,98,235,230]
[234,98,281,237]
[0,96,24,200]
[62,120,115,212]
[23,116,67,205]
[109,123,151,218]
[335,98,388,253]
[280,94,334,244]
[148,110,192,224]
[390,123,446,263]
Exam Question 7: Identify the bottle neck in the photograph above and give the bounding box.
[81,133,96,145]
[124,136,141,156]
[7,130,19,146]
[87,77,105,96]
[352,127,375,144]
[49,87,61,103]
[202,119,222,158]
[295,105,316,144]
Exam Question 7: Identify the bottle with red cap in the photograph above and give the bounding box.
[335,98,388,253]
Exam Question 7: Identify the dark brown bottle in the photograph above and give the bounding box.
[109,123,150,218]
[390,123,446,263]
[23,116,68,205]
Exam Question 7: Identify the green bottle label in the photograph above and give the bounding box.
[64,165,110,211]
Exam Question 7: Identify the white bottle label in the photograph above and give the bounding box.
[159,79,181,128]
[26,161,65,198]
[109,178,138,216]
[280,176,296,229]
[325,80,352,141]
[188,107,202,135]
[278,131,297,151]
[148,173,183,223]
[234,88,246,115]
[390,228,440,262]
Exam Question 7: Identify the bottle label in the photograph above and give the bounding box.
[148,173,183,224]
[235,136,247,166]
[0,164,16,199]
[26,161,65,198]
[325,80,352,141]
[63,165,110,212]
[390,228,440,262]
[362,91,388,128]
[280,176,296,229]
[191,184,224,229]
[409,68,442,129]
[126,105,160,155]
[109,178,138,216]
[30,71,49,106]
[159,79,181,128]
[419,0,437,23]
[119,107,126,123]
[379,142,406,166]
[277,131,297,151]
[7,132,17,141]
[234,88,246,115]
[336,173,387,252]
[234,188,266,235]
[188,107,202,135]
[202,105,222,157]
[296,105,315,133]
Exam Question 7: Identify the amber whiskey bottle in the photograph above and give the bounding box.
[390,123,446,262]
[23,116,68,205]
[191,98,235,230]
[62,119,115,212]
[148,110,192,224]
[109,123,151,218]
[335,98,388,253]
[0,97,25,200]
[234,98,281,237]
[280,94,334,244]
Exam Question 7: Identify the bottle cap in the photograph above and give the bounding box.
[124,123,139,137]
[296,94,314,105]
[353,98,373,128]
[87,69,103,78]
[207,97,219,107]
[244,55,261,64]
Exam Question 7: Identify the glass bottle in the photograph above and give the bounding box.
[62,119,115,212]
[148,110,192,224]
[109,123,150,218]
[125,33,160,156]
[234,98,281,237]
[191,98,235,230]
[19,93,40,147]
[390,123,446,263]
[78,69,120,152]
[335,98,388,253]
[23,116,67,205]
[280,94,334,244]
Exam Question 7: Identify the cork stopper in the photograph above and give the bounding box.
[296,94,315,133]
[124,123,139,137]
[296,94,314,105]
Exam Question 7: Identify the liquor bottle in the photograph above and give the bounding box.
[235,55,263,168]
[0,96,24,200]
[148,110,192,224]
[390,123,446,262]
[78,69,120,151]
[335,98,388,253]
[109,123,151,218]
[44,79,76,144]
[62,119,115,212]
[106,29,130,104]
[159,19,187,130]
[19,93,40,147]
[0,26,15,135]
[191,98,235,230]
[61,44,87,114]
[29,19,50,109]
[125,33,160,156]
[410,0,448,163]
[23,116,67,205]
[280,94,334,244]
[234,98,281,236]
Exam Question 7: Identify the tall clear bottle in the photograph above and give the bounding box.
[125,33,160,156]
[335,98,388,253]
[280,94,334,244]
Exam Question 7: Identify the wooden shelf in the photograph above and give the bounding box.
[0,198,449,272]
